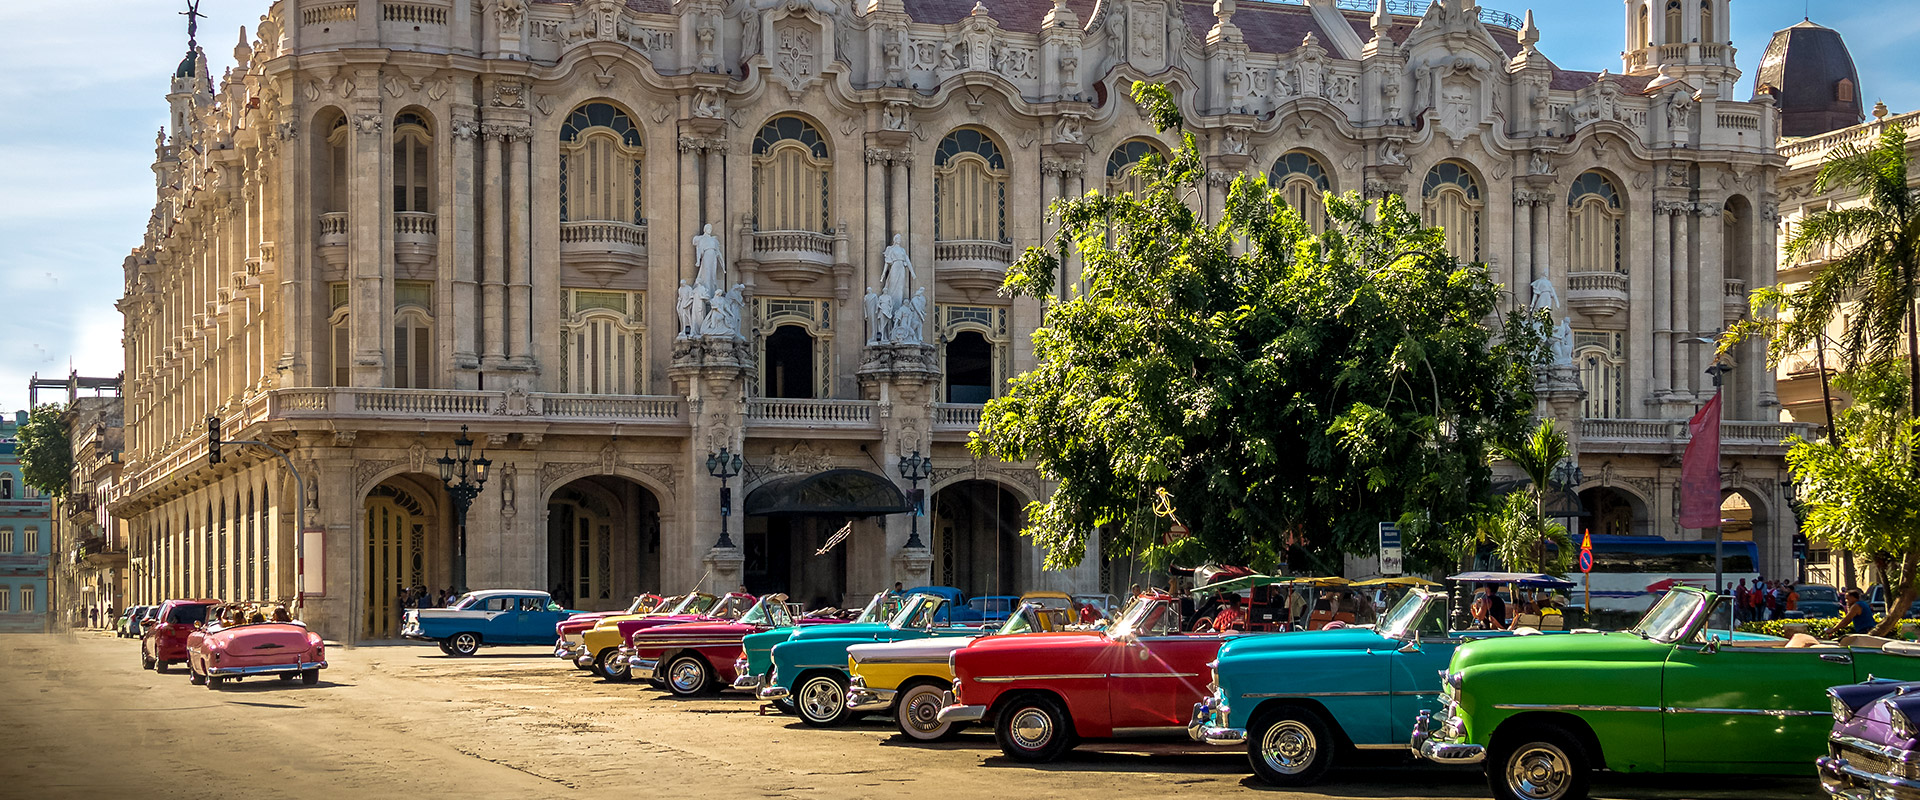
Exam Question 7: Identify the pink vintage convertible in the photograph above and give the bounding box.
[185,605,327,689]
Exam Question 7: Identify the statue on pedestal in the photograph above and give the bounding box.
[693,223,723,293]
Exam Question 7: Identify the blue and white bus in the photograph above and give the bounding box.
[1580,535,1761,614]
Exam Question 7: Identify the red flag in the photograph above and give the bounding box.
[1680,392,1723,529]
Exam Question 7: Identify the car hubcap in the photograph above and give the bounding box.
[1009,708,1054,750]
[904,689,945,734]
[1508,743,1572,800]
[670,661,703,692]
[802,679,843,721]
[1261,720,1318,774]
[455,635,476,653]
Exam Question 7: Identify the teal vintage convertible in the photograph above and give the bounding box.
[760,592,983,726]
[1189,586,1530,786]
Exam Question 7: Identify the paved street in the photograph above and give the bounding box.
[0,632,1823,800]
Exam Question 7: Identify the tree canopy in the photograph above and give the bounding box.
[16,404,71,499]
[969,83,1547,575]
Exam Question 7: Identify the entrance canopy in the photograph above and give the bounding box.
[744,469,911,517]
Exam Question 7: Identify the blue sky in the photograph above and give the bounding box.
[0,0,1914,413]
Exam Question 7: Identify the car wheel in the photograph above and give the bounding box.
[771,696,797,715]
[895,681,960,742]
[155,660,170,674]
[795,673,852,727]
[994,694,1075,763]
[206,674,224,691]
[301,669,320,685]
[140,649,155,671]
[1487,725,1592,800]
[664,655,712,697]
[188,663,206,686]
[1247,707,1337,786]
[437,640,455,656]
[447,633,481,657]
[594,649,631,682]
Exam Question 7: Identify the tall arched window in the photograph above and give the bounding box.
[392,281,433,389]
[1637,5,1650,45]
[1699,0,1714,42]
[1576,330,1627,419]
[752,117,830,233]
[0,475,11,500]
[1422,161,1483,261]
[1665,0,1683,44]
[1568,171,1625,274]
[1271,150,1333,232]
[392,112,433,212]
[1106,139,1165,195]
[560,103,644,225]
[934,128,1008,243]
[562,289,647,395]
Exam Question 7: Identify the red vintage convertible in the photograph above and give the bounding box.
[621,594,848,696]
[185,604,328,689]
[938,591,1238,761]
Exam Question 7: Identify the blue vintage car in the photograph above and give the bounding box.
[760,592,984,726]
[402,589,575,656]
[1189,588,1528,786]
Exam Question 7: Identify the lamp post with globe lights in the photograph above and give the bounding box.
[706,447,744,549]
[898,450,933,549]
[437,425,491,594]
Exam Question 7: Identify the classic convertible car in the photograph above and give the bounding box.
[1191,587,1531,785]
[1412,586,1920,800]
[1819,675,1920,800]
[552,593,672,668]
[761,592,986,726]
[401,589,574,656]
[938,590,1239,762]
[846,592,1076,741]
[577,592,755,680]
[140,598,219,672]
[733,591,906,711]
[185,606,327,688]
[622,593,847,696]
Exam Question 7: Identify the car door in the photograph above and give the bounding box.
[1661,640,1857,766]
[1110,606,1218,730]
[478,596,515,640]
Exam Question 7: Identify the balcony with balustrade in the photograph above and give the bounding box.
[1580,417,1815,457]
[751,229,841,292]
[317,212,348,270]
[1567,272,1629,318]
[743,397,880,438]
[1723,278,1748,320]
[932,403,985,439]
[560,219,648,279]
[935,240,1017,301]
[393,211,438,268]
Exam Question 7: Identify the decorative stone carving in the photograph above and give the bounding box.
[493,0,526,31]
[1529,276,1560,310]
[491,80,526,109]
[693,87,725,119]
[882,101,909,131]
[764,441,836,475]
[771,20,818,97]
[351,113,382,136]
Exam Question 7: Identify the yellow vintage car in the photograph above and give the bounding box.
[845,591,1080,741]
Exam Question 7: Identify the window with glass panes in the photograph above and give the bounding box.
[934,128,1008,242]
[1576,330,1628,419]
[1271,150,1333,232]
[1105,139,1165,196]
[1421,162,1483,261]
[392,281,433,389]
[392,112,433,212]
[561,289,647,395]
[329,282,351,386]
[752,117,830,232]
[1568,171,1625,274]
[559,103,645,225]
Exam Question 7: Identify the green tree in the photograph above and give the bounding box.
[16,404,71,499]
[969,83,1547,574]
[1489,420,1574,575]
[1786,366,1920,633]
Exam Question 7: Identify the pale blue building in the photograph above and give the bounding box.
[0,411,54,633]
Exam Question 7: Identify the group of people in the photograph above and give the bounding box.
[1728,578,1800,622]
[398,586,456,615]
[1469,585,1567,631]
[1191,586,1381,633]
[208,603,297,631]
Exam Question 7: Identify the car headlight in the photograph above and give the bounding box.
[1830,692,1851,724]
[1444,670,1463,691]
[1889,703,1915,740]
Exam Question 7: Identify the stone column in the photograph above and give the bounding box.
[1651,203,1673,402]
[1695,202,1725,404]
[480,126,507,368]
[703,145,726,230]
[508,127,534,370]
[1672,203,1694,397]
[1511,193,1533,301]
[449,109,481,381]
[864,148,889,307]
[889,157,910,239]
[348,107,387,386]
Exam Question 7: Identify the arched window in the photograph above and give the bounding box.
[1637,5,1650,45]
[1568,171,1625,274]
[562,289,647,395]
[326,116,349,212]
[1106,139,1165,195]
[752,117,830,233]
[1271,150,1333,232]
[1665,0,1683,44]
[392,281,433,389]
[392,112,433,213]
[1421,161,1482,261]
[560,103,645,225]
[1699,0,1714,42]
[934,128,1008,243]
[1576,330,1627,419]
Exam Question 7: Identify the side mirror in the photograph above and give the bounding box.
[140,618,156,628]
[1398,630,1422,654]
[1702,635,1721,655]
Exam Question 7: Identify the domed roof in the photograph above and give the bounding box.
[174,47,200,80]
[1753,19,1865,138]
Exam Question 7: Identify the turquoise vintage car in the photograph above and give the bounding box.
[1190,588,1528,786]
[731,591,904,705]
[1413,586,1920,800]
[760,592,982,726]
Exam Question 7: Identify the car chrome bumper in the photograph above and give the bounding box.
[1411,710,1485,765]
[1818,755,1920,800]
[573,654,597,668]
[758,683,791,701]
[936,690,986,724]
[627,657,660,681]
[847,685,895,713]
[1187,698,1243,745]
[732,672,763,690]
[400,632,434,642]
[207,660,327,677]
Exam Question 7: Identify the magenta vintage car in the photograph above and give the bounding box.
[184,605,327,689]
[1819,664,1920,800]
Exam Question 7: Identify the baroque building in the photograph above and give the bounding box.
[115,0,1803,641]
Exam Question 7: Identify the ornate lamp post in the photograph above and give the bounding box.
[437,425,490,594]
[706,447,744,549]
[898,450,933,549]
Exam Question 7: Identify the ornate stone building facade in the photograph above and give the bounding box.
[115,0,1804,641]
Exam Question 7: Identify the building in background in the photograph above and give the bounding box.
[114,0,1798,641]
[0,411,54,633]
[58,395,129,629]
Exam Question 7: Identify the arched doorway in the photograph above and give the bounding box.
[743,469,910,608]
[546,476,661,611]
[931,480,1022,597]
[364,477,446,638]
[1578,486,1650,538]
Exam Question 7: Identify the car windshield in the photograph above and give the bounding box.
[887,594,949,630]
[711,595,754,620]
[995,604,1071,635]
[673,593,717,616]
[1108,597,1179,638]
[739,595,793,627]
[167,604,211,626]
[996,604,1040,635]
[855,592,904,624]
[1378,590,1445,640]
[628,595,663,614]
[1630,589,1710,643]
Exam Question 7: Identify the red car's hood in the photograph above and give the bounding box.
[612,614,725,635]
[629,620,765,641]
[199,623,316,652]
[557,611,621,634]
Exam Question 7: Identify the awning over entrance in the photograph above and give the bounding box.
[744,469,911,517]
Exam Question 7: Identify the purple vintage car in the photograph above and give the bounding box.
[1819,659,1920,800]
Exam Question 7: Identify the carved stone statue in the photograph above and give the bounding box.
[881,234,914,304]
[676,279,704,338]
[721,284,745,340]
[693,223,723,292]
[892,288,928,344]
[701,286,735,337]
[864,286,887,344]
[1529,276,1561,311]
[1551,317,1575,366]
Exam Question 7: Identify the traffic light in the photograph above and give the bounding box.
[206,415,223,466]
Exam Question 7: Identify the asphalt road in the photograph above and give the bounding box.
[0,632,1825,799]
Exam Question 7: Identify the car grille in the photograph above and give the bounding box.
[1838,742,1920,781]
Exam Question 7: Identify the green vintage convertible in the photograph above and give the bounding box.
[1412,586,1920,800]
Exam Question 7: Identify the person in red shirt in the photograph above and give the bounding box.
[1213,594,1247,632]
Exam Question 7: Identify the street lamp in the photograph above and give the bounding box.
[898,450,933,549]
[705,447,744,549]
[437,425,490,594]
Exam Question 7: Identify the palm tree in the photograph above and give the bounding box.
[1491,420,1574,574]
[1751,123,1920,418]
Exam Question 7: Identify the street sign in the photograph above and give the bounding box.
[1378,522,1403,576]
[1579,531,1594,574]
[1163,524,1190,545]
